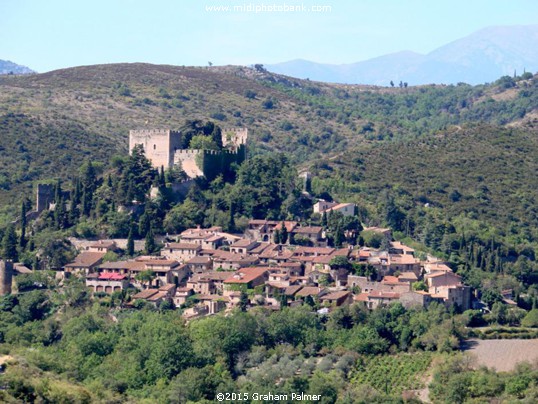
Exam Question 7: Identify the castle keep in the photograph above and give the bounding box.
[129,128,247,180]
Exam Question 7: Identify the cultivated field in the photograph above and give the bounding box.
[464,338,538,371]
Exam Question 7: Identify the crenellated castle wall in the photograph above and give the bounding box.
[129,127,247,179]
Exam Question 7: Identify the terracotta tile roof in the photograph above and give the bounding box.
[132,289,159,299]
[98,260,146,271]
[284,285,303,295]
[399,272,418,281]
[231,238,257,248]
[324,203,354,212]
[187,256,212,265]
[331,248,351,257]
[390,254,419,265]
[223,267,269,284]
[354,293,369,302]
[198,249,220,256]
[249,243,273,255]
[88,240,116,248]
[274,221,298,232]
[313,255,332,264]
[382,276,401,284]
[320,290,351,301]
[293,246,335,256]
[295,286,324,297]
[390,241,415,252]
[166,243,201,250]
[147,291,169,302]
[280,262,302,268]
[249,219,269,225]
[206,235,224,242]
[143,259,180,268]
[158,284,176,291]
[293,226,322,234]
[65,251,106,268]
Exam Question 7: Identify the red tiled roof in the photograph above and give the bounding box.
[65,251,105,268]
[354,293,369,302]
[223,267,269,284]
[97,273,126,281]
[231,238,257,248]
[274,221,298,232]
[294,246,335,256]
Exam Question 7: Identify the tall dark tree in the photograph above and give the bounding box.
[145,227,156,254]
[127,224,135,256]
[2,225,18,261]
[280,222,288,244]
[19,201,27,248]
[239,291,249,312]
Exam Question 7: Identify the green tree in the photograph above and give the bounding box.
[145,227,156,254]
[188,135,219,150]
[280,222,288,244]
[127,224,135,256]
[239,291,249,312]
[19,201,27,248]
[521,308,538,327]
[135,270,155,288]
[2,225,18,261]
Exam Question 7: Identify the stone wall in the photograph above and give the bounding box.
[0,260,13,296]
[129,129,182,169]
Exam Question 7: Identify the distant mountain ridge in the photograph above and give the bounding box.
[0,59,35,75]
[266,25,538,85]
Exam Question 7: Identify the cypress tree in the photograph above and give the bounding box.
[145,227,156,254]
[19,201,27,248]
[2,225,18,261]
[280,222,288,244]
[228,201,235,232]
[127,225,135,256]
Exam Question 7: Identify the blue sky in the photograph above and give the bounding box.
[1,0,537,72]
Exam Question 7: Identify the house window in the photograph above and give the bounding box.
[153,144,156,150]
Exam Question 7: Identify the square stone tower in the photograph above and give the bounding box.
[129,129,182,169]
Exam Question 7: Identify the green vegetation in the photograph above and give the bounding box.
[352,353,432,396]
[0,286,467,403]
[429,354,538,403]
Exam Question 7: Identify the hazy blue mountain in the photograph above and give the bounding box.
[0,59,35,75]
[266,25,538,85]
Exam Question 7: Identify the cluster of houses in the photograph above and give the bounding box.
[62,213,472,318]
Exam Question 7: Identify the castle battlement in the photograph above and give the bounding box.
[129,126,247,180]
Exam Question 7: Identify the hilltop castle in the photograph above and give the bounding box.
[129,127,247,180]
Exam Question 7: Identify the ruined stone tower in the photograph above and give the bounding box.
[129,129,183,169]
[0,260,13,296]
[36,183,55,213]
